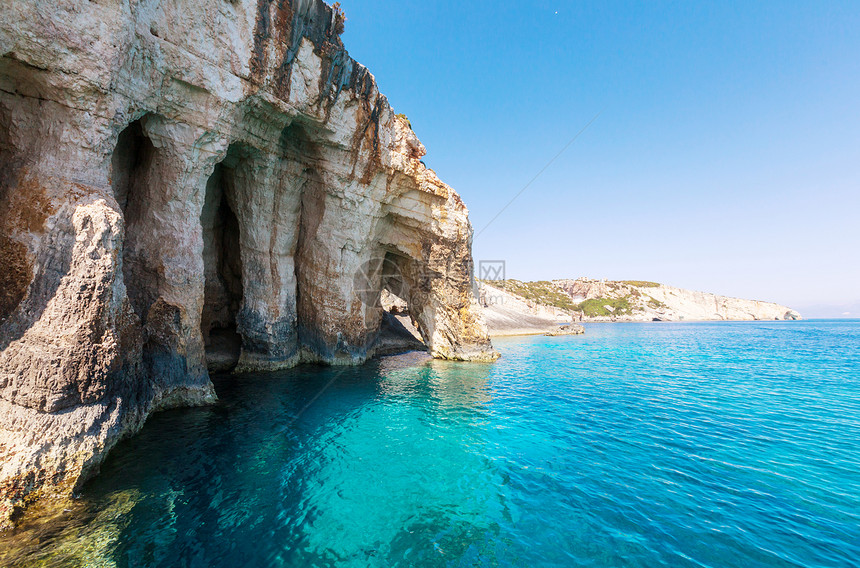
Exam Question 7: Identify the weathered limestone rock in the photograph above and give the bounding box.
[478,281,574,336]
[0,0,495,527]
[555,278,802,322]
[479,279,801,329]
[544,324,585,337]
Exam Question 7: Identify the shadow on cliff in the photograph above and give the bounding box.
[0,184,74,354]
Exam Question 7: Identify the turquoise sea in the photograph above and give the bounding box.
[2,321,859,567]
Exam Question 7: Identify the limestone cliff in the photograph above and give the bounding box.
[480,278,800,325]
[0,0,495,527]
[556,278,802,322]
[478,281,571,336]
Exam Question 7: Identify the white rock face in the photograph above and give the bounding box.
[478,282,571,335]
[479,278,800,335]
[556,278,802,322]
[0,0,495,526]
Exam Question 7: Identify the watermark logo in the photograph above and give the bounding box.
[476,260,507,308]
[352,255,406,309]
[353,257,508,310]
[478,260,505,282]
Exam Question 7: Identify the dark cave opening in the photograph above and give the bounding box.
[0,99,31,325]
[111,118,159,321]
[201,154,245,372]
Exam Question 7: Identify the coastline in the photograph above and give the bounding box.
[488,318,812,339]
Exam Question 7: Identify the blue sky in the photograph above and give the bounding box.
[337,0,860,317]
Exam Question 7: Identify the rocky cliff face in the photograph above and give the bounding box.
[0,0,495,527]
[478,282,571,336]
[479,279,800,329]
[556,278,802,322]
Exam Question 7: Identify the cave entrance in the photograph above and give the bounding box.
[111,118,159,321]
[375,251,427,355]
[200,148,246,372]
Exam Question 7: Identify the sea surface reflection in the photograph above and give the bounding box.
[2,321,859,568]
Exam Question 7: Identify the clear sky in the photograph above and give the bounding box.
[337,0,860,317]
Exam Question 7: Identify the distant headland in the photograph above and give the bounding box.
[479,278,800,336]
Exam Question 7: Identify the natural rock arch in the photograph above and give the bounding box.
[373,250,429,355]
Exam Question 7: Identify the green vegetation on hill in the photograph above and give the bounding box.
[395,113,412,129]
[575,297,634,317]
[621,280,660,288]
[647,296,667,309]
[482,279,646,318]
[487,280,579,311]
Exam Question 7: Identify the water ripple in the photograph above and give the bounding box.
[1,321,859,567]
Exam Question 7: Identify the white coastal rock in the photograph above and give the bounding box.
[0,0,496,527]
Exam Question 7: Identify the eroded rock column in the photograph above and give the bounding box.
[202,139,303,372]
[111,115,220,408]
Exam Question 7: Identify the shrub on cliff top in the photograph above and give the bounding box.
[395,113,412,130]
[492,280,578,311]
[621,280,660,288]
[575,297,634,317]
[332,2,346,36]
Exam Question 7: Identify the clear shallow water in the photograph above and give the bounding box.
[2,321,860,567]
